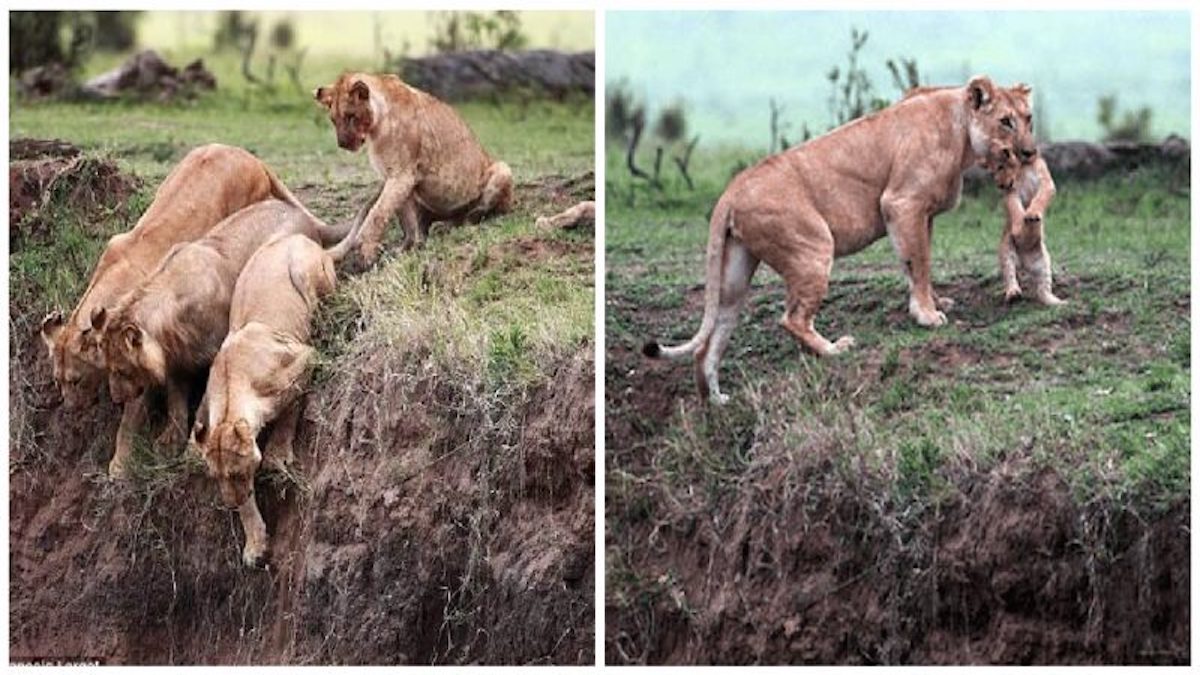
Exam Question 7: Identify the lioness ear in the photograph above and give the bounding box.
[350,80,370,103]
[90,306,108,331]
[1012,82,1032,99]
[314,86,333,109]
[122,324,142,350]
[41,311,65,346]
[967,75,995,110]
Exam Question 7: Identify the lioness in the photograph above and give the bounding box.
[40,144,316,413]
[95,199,348,473]
[644,76,1037,403]
[314,72,513,265]
[190,233,334,566]
[986,151,1064,305]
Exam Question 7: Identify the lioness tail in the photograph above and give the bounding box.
[642,201,732,360]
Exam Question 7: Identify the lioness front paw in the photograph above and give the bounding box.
[828,335,856,355]
[242,540,268,568]
[1037,293,1066,306]
[913,308,947,327]
[1003,286,1023,303]
[359,247,382,268]
[708,391,730,406]
[107,457,129,479]
[155,426,186,451]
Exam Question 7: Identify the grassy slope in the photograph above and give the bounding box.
[605,142,1189,659]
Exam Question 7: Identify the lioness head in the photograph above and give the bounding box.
[93,307,167,404]
[966,76,1036,166]
[191,418,261,508]
[314,75,374,152]
[41,310,106,409]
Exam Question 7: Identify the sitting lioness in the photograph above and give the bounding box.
[94,199,349,472]
[644,76,1037,404]
[984,149,1065,305]
[314,72,513,265]
[39,144,318,476]
[190,233,335,566]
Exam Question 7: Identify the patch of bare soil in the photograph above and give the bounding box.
[605,276,1189,665]
[9,139,141,251]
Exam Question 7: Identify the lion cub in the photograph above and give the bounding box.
[985,147,1065,305]
[190,233,334,566]
[95,200,347,474]
[314,72,513,265]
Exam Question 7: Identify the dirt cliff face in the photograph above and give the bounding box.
[9,144,595,665]
[10,337,594,665]
[605,313,1189,665]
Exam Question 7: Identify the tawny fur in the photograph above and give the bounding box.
[315,72,513,265]
[997,156,1064,306]
[96,199,347,474]
[39,144,320,477]
[536,200,595,231]
[644,76,1038,404]
[189,233,334,566]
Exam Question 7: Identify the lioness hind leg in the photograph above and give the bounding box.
[694,238,759,405]
[467,161,514,223]
[777,247,855,357]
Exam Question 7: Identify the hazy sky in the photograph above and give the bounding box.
[608,11,1189,146]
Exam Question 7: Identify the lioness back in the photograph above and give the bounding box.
[103,199,325,378]
[229,233,335,343]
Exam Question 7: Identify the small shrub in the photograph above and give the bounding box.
[1098,94,1154,143]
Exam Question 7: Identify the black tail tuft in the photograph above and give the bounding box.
[642,342,662,358]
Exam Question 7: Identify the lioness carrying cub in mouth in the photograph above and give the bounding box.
[314,72,513,266]
[40,144,321,476]
[644,76,1037,404]
[190,233,336,567]
[94,200,351,474]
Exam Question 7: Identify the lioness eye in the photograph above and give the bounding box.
[1001,116,1015,130]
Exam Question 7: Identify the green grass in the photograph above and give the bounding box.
[606,141,1189,512]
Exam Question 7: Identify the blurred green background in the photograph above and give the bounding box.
[607,11,1190,147]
